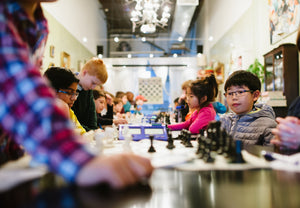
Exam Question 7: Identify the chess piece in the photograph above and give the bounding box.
[166,132,175,149]
[123,133,132,152]
[148,135,156,153]
[185,130,193,148]
[203,138,215,163]
[232,140,245,163]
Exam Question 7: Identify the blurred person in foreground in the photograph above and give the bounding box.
[0,0,153,189]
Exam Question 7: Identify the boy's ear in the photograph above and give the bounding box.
[252,90,260,101]
[82,69,87,76]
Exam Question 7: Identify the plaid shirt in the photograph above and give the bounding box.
[0,0,94,182]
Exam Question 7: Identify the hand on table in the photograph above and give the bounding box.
[271,116,300,149]
[76,154,153,189]
[113,118,128,125]
[106,93,113,106]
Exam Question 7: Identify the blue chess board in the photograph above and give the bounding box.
[118,124,168,141]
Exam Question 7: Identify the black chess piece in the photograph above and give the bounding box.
[166,132,175,149]
[202,138,215,163]
[185,130,193,148]
[231,140,245,163]
[148,135,156,153]
[165,114,170,125]
[180,129,186,144]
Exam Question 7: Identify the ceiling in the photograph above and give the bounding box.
[98,0,203,38]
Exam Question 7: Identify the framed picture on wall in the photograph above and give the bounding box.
[269,0,300,44]
[61,51,70,68]
[49,45,55,58]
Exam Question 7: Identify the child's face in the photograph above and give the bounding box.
[57,82,79,108]
[94,96,106,114]
[80,71,102,90]
[136,99,144,106]
[114,102,123,113]
[122,95,128,104]
[225,85,260,115]
[186,87,200,110]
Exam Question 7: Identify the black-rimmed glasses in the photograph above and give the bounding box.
[224,90,253,98]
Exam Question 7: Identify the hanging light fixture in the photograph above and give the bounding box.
[127,0,172,34]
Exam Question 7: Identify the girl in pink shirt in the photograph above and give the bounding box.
[168,74,218,134]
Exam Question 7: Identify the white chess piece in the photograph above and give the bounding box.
[104,127,114,147]
[123,133,132,152]
[94,130,105,155]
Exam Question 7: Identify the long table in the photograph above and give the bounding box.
[1,141,300,208]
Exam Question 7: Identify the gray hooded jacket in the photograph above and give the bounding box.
[220,103,277,146]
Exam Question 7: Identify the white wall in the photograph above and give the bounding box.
[197,0,253,59]
[102,57,199,102]
[42,0,107,55]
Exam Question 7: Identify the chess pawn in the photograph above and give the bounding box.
[166,132,175,149]
[185,130,193,148]
[94,130,105,155]
[148,135,156,153]
[123,133,132,152]
[232,140,245,163]
[104,127,114,146]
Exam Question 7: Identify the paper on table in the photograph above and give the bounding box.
[0,155,48,192]
[269,152,300,172]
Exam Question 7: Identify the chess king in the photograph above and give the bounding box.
[135,95,147,114]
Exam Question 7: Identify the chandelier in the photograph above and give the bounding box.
[127,0,172,34]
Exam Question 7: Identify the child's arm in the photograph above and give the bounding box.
[189,107,216,134]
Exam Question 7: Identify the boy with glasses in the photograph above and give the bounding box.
[44,67,86,135]
[220,70,277,147]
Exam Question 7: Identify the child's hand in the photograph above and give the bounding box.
[271,117,300,149]
[113,118,128,125]
[106,94,113,106]
[76,154,153,188]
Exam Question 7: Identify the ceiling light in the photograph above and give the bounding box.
[128,0,172,34]
[178,36,183,42]
[141,37,147,42]
[127,54,132,58]
[114,37,120,42]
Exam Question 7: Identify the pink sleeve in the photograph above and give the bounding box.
[167,119,191,131]
[189,106,216,134]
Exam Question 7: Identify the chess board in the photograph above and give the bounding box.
[86,139,270,171]
[138,77,163,104]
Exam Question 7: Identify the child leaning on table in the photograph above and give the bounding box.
[44,67,86,135]
[167,74,218,134]
[220,70,277,147]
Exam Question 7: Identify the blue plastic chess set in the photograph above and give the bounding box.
[118,124,168,141]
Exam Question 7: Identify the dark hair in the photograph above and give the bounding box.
[190,74,218,108]
[113,97,123,105]
[44,67,79,91]
[93,89,106,100]
[174,97,179,103]
[115,91,125,99]
[224,70,261,92]
[126,91,134,102]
